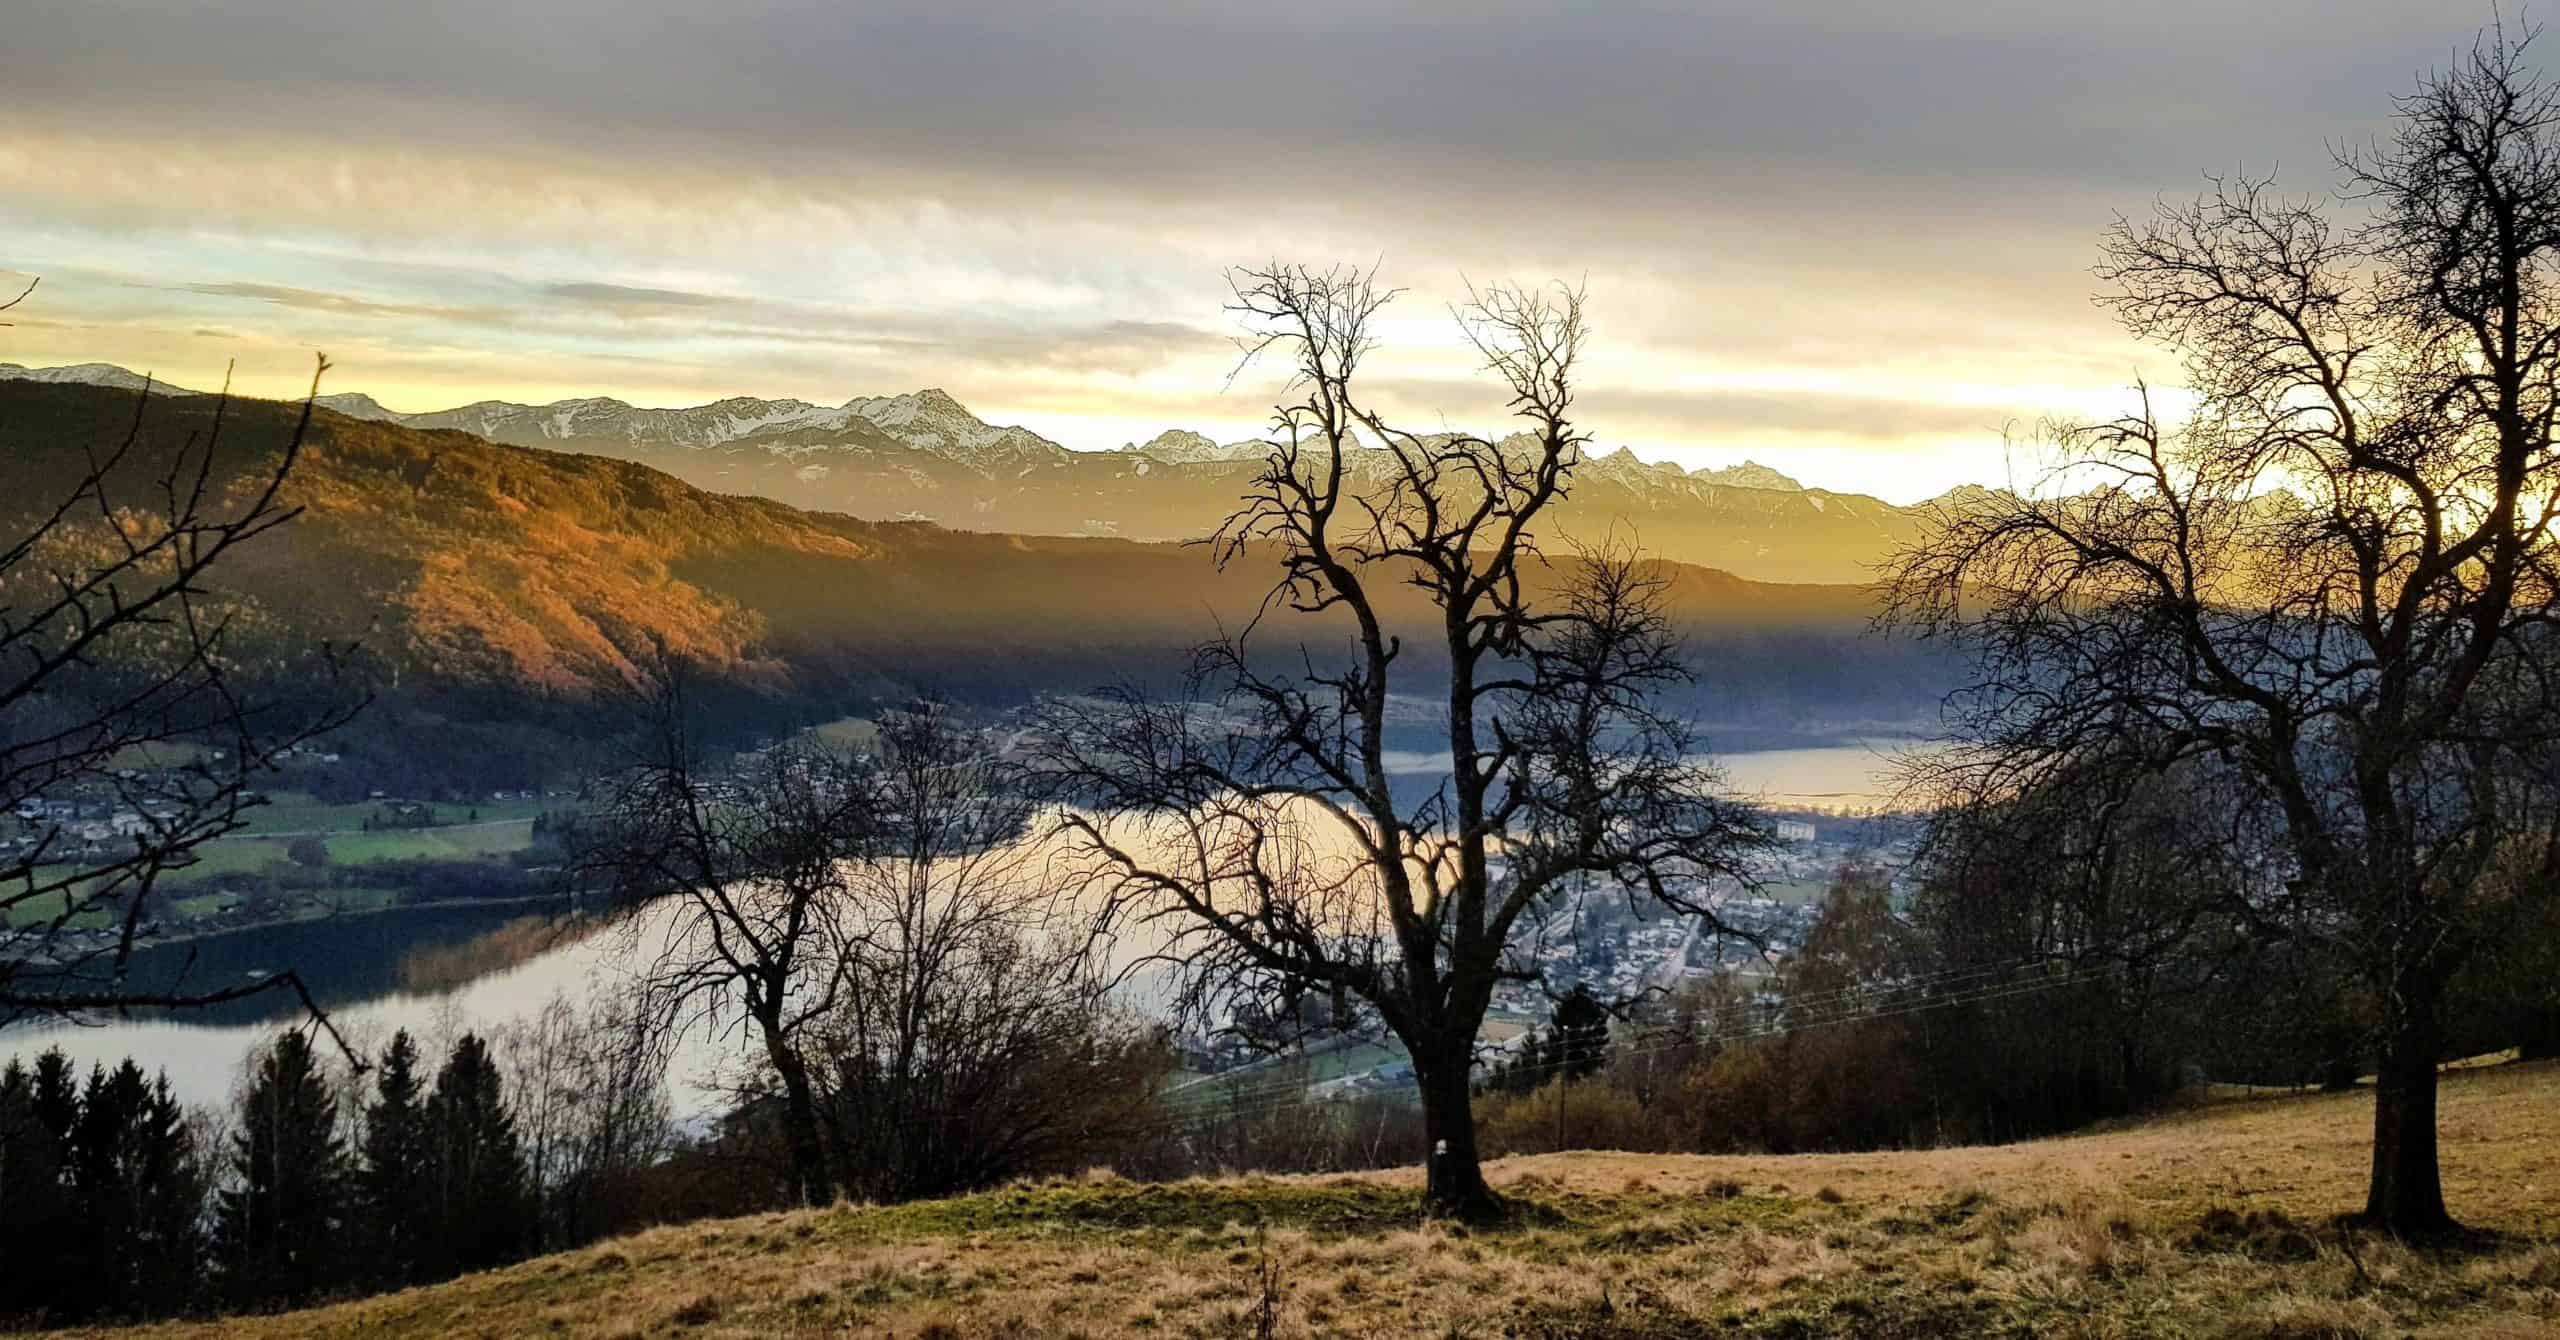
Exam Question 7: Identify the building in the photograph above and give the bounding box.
[1775,819,1818,843]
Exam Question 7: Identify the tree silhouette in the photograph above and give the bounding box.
[424,1033,531,1277]
[217,1031,350,1303]
[358,1030,433,1287]
[1886,24,2560,1235]
[1551,985,1611,1082]
[1035,264,1769,1219]
[0,341,363,1027]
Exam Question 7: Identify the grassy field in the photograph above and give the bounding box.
[3,790,554,929]
[802,717,880,753]
[56,1061,2560,1339]
[232,792,549,837]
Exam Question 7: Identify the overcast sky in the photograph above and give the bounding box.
[0,1,2485,500]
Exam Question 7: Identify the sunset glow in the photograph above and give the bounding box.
[0,1,2466,502]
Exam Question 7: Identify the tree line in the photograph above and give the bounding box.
[1,1027,532,1323]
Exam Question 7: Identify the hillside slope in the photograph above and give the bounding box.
[63,1062,2560,1339]
[3,364,1930,584]
[0,381,1951,732]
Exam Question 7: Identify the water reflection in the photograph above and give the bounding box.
[0,740,1921,1112]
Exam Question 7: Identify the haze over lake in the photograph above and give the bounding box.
[4,738,1917,1112]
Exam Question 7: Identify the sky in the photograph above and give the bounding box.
[0,1,2482,502]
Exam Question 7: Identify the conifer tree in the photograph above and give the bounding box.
[67,1062,144,1318]
[29,1049,78,1166]
[0,1051,83,1320]
[424,1033,530,1277]
[357,1030,432,1287]
[1552,986,1612,1082]
[217,1031,350,1305]
[129,1074,206,1317]
[63,1061,205,1319]
[0,1058,63,1320]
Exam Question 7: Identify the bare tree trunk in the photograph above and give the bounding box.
[1416,1047,1498,1222]
[2362,980,2455,1238]
[758,1013,832,1207]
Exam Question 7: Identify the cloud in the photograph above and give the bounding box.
[1588,385,2021,443]
[0,1,2496,502]
[171,281,499,324]
[542,281,732,311]
[0,1,2453,204]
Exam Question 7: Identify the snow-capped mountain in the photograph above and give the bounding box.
[0,362,193,395]
[0,362,1927,582]
[382,395,857,450]
[839,389,1070,468]
[1119,429,1257,464]
[1694,460,1804,492]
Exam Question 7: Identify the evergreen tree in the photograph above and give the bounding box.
[0,1057,64,1320]
[65,1061,204,1320]
[357,1030,433,1286]
[1553,985,1612,1082]
[423,1033,530,1277]
[130,1074,207,1317]
[0,1051,83,1321]
[217,1031,351,1305]
[29,1048,79,1163]
[66,1062,144,1318]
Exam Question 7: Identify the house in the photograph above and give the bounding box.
[1775,819,1818,843]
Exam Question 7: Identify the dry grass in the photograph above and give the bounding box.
[53,1060,2560,1339]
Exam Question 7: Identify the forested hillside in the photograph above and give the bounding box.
[0,381,1953,743]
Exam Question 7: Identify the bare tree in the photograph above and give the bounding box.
[1884,26,2560,1236]
[572,667,866,1205]
[813,703,1148,1201]
[1032,264,1770,1220]
[495,990,675,1249]
[0,343,362,1026]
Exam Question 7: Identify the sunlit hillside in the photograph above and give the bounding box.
[0,380,1954,727]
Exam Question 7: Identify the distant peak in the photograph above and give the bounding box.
[314,391,398,420]
[0,361,183,395]
[842,386,986,423]
[1923,483,2017,511]
[1692,459,1804,492]
[1126,428,1233,462]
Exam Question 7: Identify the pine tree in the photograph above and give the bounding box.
[130,1074,207,1317]
[62,1061,204,1320]
[357,1030,433,1287]
[423,1033,530,1278]
[0,1050,83,1321]
[66,1062,144,1318]
[0,1057,66,1321]
[29,1048,79,1164]
[217,1031,351,1305]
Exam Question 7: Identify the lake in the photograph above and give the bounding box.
[0,737,1931,1111]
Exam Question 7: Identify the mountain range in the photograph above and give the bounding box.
[0,363,1927,585]
[0,379,1953,755]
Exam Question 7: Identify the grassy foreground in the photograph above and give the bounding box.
[66,1062,2560,1339]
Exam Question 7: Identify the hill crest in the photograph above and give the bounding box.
[0,363,1919,582]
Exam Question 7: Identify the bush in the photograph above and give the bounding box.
[1478,1079,1670,1158]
